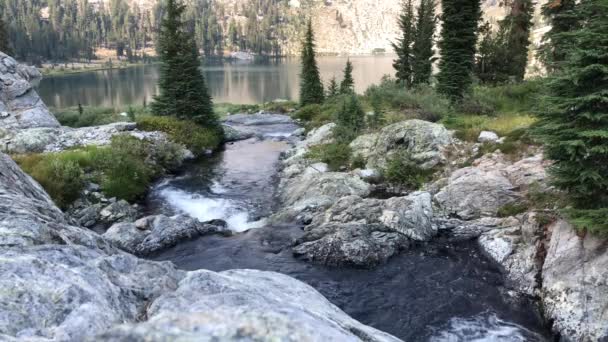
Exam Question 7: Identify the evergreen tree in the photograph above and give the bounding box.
[340,59,355,94]
[0,16,10,54]
[299,20,324,106]
[412,0,437,85]
[535,0,608,233]
[368,89,385,129]
[392,0,416,87]
[436,0,481,100]
[540,0,579,71]
[151,0,217,128]
[501,0,534,81]
[326,77,339,98]
[334,94,366,143]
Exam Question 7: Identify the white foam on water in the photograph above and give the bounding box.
[157,187,263,233]
[430,313,544,342]
[210,181,229,194]
[263,132,293,138]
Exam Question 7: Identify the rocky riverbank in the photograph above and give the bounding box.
[269,120,608,341]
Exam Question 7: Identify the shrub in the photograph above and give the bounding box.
[12,135,185,208]
[497,202,529,218]
[441,113,537,141]
[54,106,149,128]
[382,151,435,189]
[307,143,352,171]
[137,116,223,154]
[350,154,367,169]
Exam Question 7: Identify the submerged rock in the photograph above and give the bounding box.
[349,119,453,170]
[103,214,231,255]
[223,113,295,126]
[222,123,255,142]
[0,52,60,131]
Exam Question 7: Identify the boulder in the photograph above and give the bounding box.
[291,192,434,267]
[0,151,400,341]
[541,220,608,341]
[96,270,401,342]
[349,119,453,170]
[478,213,544,296]
[103,214,231,255]
[222,124,255,142]
[478,131,500,143]
[0,52,60,130]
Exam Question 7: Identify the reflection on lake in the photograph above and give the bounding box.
[37,56,396,109]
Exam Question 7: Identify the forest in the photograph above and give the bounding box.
[0,0,291,63]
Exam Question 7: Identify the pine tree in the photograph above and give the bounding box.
[0,16,10,54]
[340,59,355,94]
[535,0,608,233]
[412,0,437,85]
[392,0,416,87]
[368,89,385,129]
[436,0,482,100]
[540,0,579,71]
[501,0,534,81]
[151,0,217,128]
[334,94,366,143]
[326,77,339,98]
[299,19,324,106]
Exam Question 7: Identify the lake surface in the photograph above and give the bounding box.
[37,56,396,109]
[146,117,551,342]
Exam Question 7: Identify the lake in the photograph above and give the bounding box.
[37,56,396,110]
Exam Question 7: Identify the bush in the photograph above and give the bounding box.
[497,202,529,218]
[563,208,608,235]
[13,135,184,208]
[214,103,261,117]
[137,116,223,154]
[441,113,537,141]
[307,143,352,171]
[54,105,149,128]
[350,154,367,169]
[382,151,435,189]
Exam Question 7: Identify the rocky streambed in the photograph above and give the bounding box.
[141,114,551,341]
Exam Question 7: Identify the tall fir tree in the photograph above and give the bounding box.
[326,77,339,98]
[0,16,10,54]
[151,0,217,128]
[299,19,324,106]
[501,0,534,81]
[535,0,608,233]
[340,59,355,94]
[392,0,416,87]
[412,0,437,85]
[436,0,481,100]
[540,0,579,71]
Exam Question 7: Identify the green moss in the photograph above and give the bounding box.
[136,116,222,154]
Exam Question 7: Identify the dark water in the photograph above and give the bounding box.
[37,56,395,109]
[146,120,551,342]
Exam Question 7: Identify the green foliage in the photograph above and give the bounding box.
[475,0,534,84]
[537,0,608,215]
[412,0,437,85]
[0,16,11,54]
[382,151,435,189]
[152,0,218,129]
[497,202,529,218]
[436,0,482,100]
[368,89,386,129]
[442,113,536,142]
[350,154,367,169]
[334,95,366,143]
[364,77,452,123]
[299,20,325,106]
[214,103,261,117]
[326,77,339,98]
[53,105,149,128]
[137,116,222,154]
[307,143,352,172]
[127,107,136,121]
[540,0,579,71]
[392,0,416,87]
[563,208,608,235]
[12,135,184,207]
[339,59,355,94]
[534,0,608,233]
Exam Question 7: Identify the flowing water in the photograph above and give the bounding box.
[146,118,551,342]
[37,56,396,109]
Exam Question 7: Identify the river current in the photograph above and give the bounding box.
[146,119,551,341]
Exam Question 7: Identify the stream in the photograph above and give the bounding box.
[146,117,551,341]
